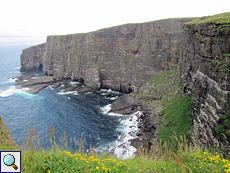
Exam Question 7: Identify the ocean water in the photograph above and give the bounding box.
[0,46,140,159]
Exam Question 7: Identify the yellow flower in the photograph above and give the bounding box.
[203,152,208,155]
[47,171,50,173]
[96,167,99,170]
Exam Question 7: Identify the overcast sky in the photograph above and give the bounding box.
[0,0,229,45]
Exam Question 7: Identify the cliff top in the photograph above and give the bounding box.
[49,17,197,37]
[186,11,230,24]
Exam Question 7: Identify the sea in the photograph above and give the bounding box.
[0,45,141,159]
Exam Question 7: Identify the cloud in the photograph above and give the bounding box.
[0,0,229,45]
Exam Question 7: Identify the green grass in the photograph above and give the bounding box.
[0,116,20,151]
[187,12,230,24]
[50,17,197,37]
[1,121,230,172]
[1,104,230,173]
[158,96,192,148]
[140,67,179,96]
[223,53,230,58]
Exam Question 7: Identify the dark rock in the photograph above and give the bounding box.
[76,86,93,94]
[26,84,50,94]
[63,85,79,93]
[15,76,60,94]
[105,93,114,98]
[20,43,46,72]
[136,132,142,136]
[78,78,84,84]
[129,138,151,151]
[21,19,194,93]
[63,85,93,94]
[16,76,59,88]
[137,105,143,111]
[52,81,62,89]
[13,73,36,82]
[109,94,142,115]
[137,124,142,128]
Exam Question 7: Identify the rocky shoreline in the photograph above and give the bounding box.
[13,73,160,153]
[109,94,160,153]
[13,74,95,95]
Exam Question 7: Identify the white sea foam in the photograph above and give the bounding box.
[100,104,126,116]
[58,89,78,95]
[112,112,142,159]
[100,103,143,159]
[0,86,30,97]
[106,96,118,100]
[8,78,17,83]
[114,141,137,160]
[84,92,92,94]
[13,67,20,69]
[100,104,112,114]
[100,89,120,94]
[70,81,79,85]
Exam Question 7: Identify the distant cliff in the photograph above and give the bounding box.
[20,19,193,92]
[20,43,46,72]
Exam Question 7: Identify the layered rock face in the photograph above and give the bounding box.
[20,43,46,72]
[181,23,230,146]
[19,14,230,148]
[21,19,192,92]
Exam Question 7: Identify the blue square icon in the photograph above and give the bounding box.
[0,151,21,173]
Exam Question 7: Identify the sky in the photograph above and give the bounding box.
[0,0,229,46]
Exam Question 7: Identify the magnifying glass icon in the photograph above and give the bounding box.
[3,154,18,170]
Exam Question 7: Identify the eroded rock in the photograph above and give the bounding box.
[13,73,36,82]
[15,76,59,94]
[109,94,142,114]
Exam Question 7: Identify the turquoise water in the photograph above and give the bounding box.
[0,46,139,158]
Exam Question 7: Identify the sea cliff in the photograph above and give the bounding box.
[19,12,230,148]
[20,19,193,92]
[180,14,230,147]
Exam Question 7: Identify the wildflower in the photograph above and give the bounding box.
[96,167,99,170]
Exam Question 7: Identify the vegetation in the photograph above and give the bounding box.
[209,60,230,75]
[215,114,230,141]
[187,12,230,24]
[140,67,179,96]
[0,116,20,151]
[158,96,192,149]
[223,53,230,58]
[1,61,230,172]
[1,120,230,172]
[50,17,197,37]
